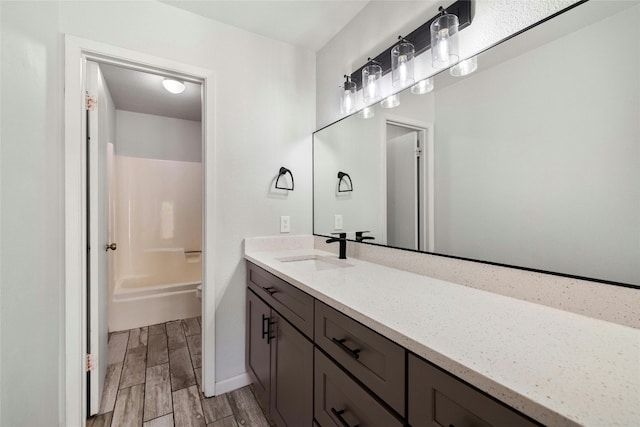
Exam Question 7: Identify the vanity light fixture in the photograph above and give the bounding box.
[358,106,375,119]
[340,0,472,113]
[162,78,186,94]
[362,58,382,103]
[411,77,434,95]
[380,94,400,109]
[450,56,478,77]
[430,6,460,69]
[392,36,415,88]
[341,75,357,114]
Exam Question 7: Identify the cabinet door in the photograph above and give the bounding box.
[246,289,272,407]
[270,313,313,426]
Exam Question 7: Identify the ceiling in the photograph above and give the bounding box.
[160,0,370,52]
[99,63,202,122]
[99,1,373,120]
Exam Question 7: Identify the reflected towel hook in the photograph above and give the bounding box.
[337,171,353,192]
[275,167,294,191]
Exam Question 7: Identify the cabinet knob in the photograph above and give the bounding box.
[105,242,117,251]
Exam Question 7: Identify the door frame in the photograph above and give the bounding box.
[64,35,217,425]
[380,115,434,252]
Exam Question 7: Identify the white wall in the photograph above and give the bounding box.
[316,0,577,128]
[1,1,314,425]
[1,2,64,426]
[115,110,202,162]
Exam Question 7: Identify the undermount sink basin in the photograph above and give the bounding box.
[277,254,352,270]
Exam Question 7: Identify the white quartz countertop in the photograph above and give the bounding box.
[244,240,640,427]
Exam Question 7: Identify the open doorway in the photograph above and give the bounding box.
[384,118,435,252]
[64,36,217,426]
[85,60,204,416]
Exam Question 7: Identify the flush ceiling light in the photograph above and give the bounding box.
[380,94,400,109]
[392,36,415,88]
[450,56,478,77]
[411,77,434,95]
[431,6,459,69]
[162,78,186,94]
[341,75,357,114]
[362,58,382,103]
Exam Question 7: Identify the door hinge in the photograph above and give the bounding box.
[415,147,423,157]
[86,93,97,111]
[86,353,95,372]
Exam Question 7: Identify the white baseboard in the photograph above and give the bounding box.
[213,372,251,396]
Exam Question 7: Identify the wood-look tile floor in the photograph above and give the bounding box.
[87,317,274,427]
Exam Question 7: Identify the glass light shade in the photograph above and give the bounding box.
[341,76,357,114]
[450,56,478,77]
[380,94,400,109]
[162,78,186,94]
[358,106,375,119]
[392,40,415,88]
[362,61,382,103]
[411,78,434,95]
[430,12,459,69]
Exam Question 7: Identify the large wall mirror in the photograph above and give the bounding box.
[313,1,639,287]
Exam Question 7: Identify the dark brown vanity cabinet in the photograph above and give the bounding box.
[408,354,540,427]
[246,261,542,427]
[246,263,314,427]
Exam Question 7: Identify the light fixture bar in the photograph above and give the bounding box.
[348,0,473,89]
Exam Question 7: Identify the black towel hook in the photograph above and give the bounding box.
[337,171,353,192]
[275,167,294,191]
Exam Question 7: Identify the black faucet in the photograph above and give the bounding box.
[355,231,375,242]
[326,232,347,259]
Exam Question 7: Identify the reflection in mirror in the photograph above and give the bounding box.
[313,1,640,286]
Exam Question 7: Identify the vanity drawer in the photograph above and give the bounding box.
[314,301,405,416]
[408,354,540,427]
[247,262,314,339]
[314,349,404,427]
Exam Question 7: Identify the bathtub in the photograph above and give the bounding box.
[109,254,202,332]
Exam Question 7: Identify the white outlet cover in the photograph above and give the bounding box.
[280,216,290,233]
[334,214,343,230]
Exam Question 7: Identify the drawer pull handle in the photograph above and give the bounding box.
[330,408,359,427]
[262,286,277,296]
[331,337,361,360]
[261,314,275,343]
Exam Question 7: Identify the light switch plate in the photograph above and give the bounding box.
[334,214,343,230]
[280,216,290,233]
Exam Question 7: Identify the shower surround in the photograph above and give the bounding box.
[109,154,202,331]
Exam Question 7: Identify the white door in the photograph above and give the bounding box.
[386,131,419,250]
[86,61,110,415]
